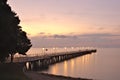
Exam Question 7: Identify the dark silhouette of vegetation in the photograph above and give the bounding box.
[0,0,32,63]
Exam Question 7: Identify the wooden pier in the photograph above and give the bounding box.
[13,49,96,70]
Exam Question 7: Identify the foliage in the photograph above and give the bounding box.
[0,0,32,62]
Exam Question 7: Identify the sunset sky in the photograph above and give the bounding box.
[8,0,120,48]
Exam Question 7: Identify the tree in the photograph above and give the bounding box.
[0,0,32,63]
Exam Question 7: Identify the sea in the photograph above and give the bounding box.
[24,47,120,80]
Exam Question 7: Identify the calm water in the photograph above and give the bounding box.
[40,48,120,80]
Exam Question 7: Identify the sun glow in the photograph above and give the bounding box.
[21,20,93,37]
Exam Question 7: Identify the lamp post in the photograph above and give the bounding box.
[53,47,55,53]
[42,48,45,56]
[64,47,67,53]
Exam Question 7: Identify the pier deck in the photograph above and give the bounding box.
[11,49,96,70]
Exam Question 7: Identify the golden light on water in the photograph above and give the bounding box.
[49,54,93,76]
[70,59,75,73]
[80,54,91,66]
[39,53,96,77]
[51,64,58,74]
[63,61,68,75]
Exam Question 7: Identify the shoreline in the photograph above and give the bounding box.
[24,71,92,80]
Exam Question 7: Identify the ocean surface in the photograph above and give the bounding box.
[37,48,120,80]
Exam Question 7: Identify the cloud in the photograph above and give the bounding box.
[97,27,105,30]
[79,33,120,37]
[51,34,78,39]
[52,34,67,38]
[34,33,78,39]
[30,32,120,48]
[39,32,46,35]
[32,32,120,40]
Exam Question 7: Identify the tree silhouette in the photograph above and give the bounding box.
[0,0,32,63]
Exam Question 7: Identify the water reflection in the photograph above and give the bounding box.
[70,59,75,73]
[24,48,120,80]
[63,61,68,75]
[41,48,120,80]
[51,64,58,74]
[81,54,90,65]
[42,54,94,77]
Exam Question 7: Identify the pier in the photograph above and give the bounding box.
[12,49,97,70]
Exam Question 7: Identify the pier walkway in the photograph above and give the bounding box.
[10,49,96,70]
[13,49,96,63]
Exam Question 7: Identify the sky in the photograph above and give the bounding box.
[8,0,120,48]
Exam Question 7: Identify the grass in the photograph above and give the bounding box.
[0,63,30,80]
